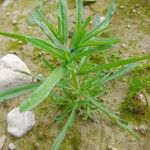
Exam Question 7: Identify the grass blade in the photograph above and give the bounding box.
[100,63,138,84]
[73,45,112,60]
[86,95,139,138]
[20,66,66,112]
[81,0,116,43]
[0,83,41,102]
[79,38,120,48]
[51,105,76,150]
[0,31,27,41]
[57,0,68,43]
[76,0,83,34]
[28,9,61,45]
[80,54,150,74]
[0,31,65,59]
[41,58,55,71]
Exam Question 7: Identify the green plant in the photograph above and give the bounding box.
[0,0,149,149]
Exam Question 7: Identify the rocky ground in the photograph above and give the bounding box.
[0,0,150,149]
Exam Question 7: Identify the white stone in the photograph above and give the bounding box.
[122,43,128,49]
[8,143,16,150]
[7,107,35,137]
[0,54,32,90]
[0,135,6,150]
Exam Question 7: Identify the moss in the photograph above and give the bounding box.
[6,40,24,51]
[120,64,150,123]
[61,128,81,150]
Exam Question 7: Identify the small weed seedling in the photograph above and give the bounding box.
[0,0,150,149]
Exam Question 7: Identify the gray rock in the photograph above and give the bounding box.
[0,54,32,90]
[0,135,6,150]
[7,107,35,137]
[8,143,16,150]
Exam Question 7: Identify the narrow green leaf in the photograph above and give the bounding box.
[20,66,66,112]
[0,83,41,102]
[93,15,101,28]
[86,95,139,138]
[41,58,55,71]
[79,38,120,48]
[0,31,65,59]
[100,63,138,84]
[71,16,91,48]
[51,106,76,150]
[28,9,62,45]
[73,45,112,60]
[0,31,27,41]
[81,0,116,43]
[76,0,83,33]
[80,54,150,74]
[26,38,64,59]
[57,0,68,43]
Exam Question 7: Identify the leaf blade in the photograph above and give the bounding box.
[51,106,76,150]
[0,31,65,59]
[0,83,41,102]
[80,54,150,74]
[20,66,66,112]
[57,0,68,43]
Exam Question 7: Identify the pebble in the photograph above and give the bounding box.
[132,9,136,13]
[12,20,17,25]
[108,145,118,150]
[138,125,148,134]
[7,107,35,137]
[18,40,23,44]
[6,12,10,16]
[0,135,6,150]
[122,43,128,49]
[8,143,16,150]
[135,4,140,7]
[127,24,131,28]
[120,5,125,9]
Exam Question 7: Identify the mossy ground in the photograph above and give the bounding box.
[0,0,149,149]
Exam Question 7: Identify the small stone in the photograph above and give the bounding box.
[90,21,93,24]
[18,40,23,44]
[0,135,6,150]
[120,5,125,9]
[135,4,140,7]
[6,12,10,16]
[14,11,19,15]
[132,9,136,13]
[108,145,118,150]
[134,126,139,131]
[7,107,35,137]
[12,20,17,25]
[138,125,148,134]
[115,112,120,116]
[8,143,16,150]
[122,43,128,49]
[127,24,131,28]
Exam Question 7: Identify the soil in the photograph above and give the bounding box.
[0,0,150,150]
